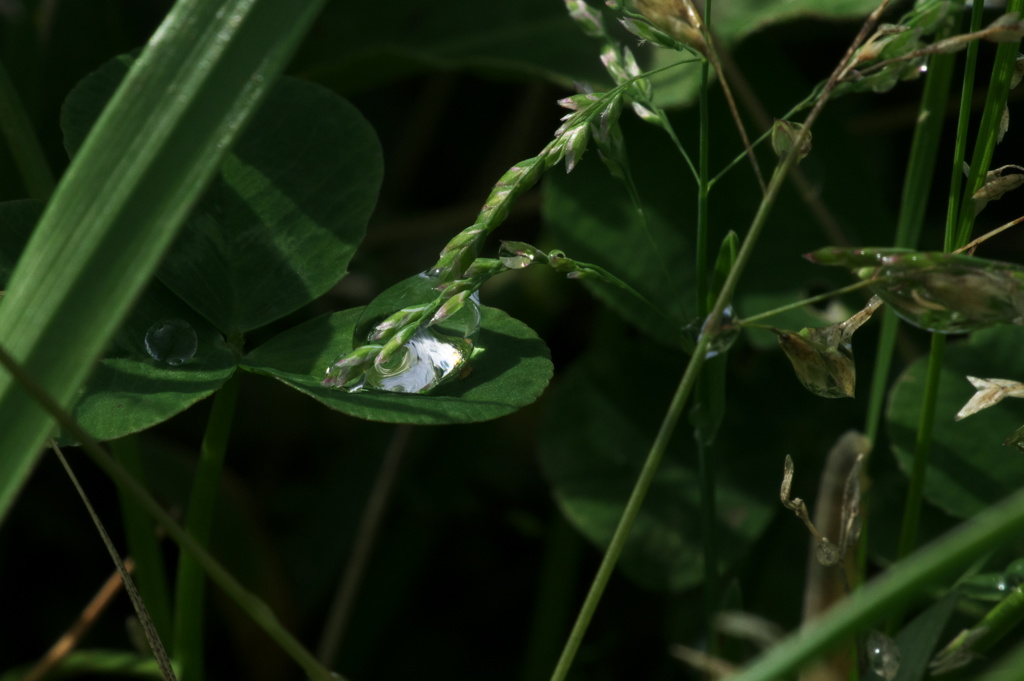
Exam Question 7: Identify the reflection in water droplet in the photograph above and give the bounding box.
[361,327,474,394]
[866,630,900,681]
[699,306,739,359]
[336,291,481,395]
[144,319,198,365]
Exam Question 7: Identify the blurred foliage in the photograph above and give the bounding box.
[4,1,1024,681]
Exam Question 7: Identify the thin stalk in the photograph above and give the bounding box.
[944,0,986,252]
[112,436,173,642]
[173,372,241,681]
[317,425,410,667]
[548,7,892,679]
[738,278,878,325]
[696,0,719,639]
[863,30,957,444]
[953,0,1024,248]
[0,57,55,199]
[0,344,340,681]
[725,482,1024,681]
[893,0,1020,606]
[50,441,177,681]
[898,334,944,561]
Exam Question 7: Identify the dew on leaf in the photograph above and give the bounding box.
[144,318,198,365]
[866,630,900,681]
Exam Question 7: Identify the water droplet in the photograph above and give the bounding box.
[361,327,474,393]
[144,319,197,365]
[498,241,543,269]
[698,306,739,358]
[866,630,900,681]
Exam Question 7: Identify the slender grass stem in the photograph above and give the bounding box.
[0,344,340,681]
[317,424,410,666]
[173,372,240,681]
[112,437,173,642]
[695,2,719,638]
[549,8,892,675]
[726,482,1024,681]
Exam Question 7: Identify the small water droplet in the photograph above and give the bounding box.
[699,306,739,359]
[144,319,197,365]
[866,630,900,681]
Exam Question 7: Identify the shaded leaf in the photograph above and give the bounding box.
[539,339,773,591]
[62,56,383,335]
[887,326,1024,518]
[241,306,552,424]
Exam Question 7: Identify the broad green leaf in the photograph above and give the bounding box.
[64,280,237,442]
[0,0,326,524]
[539,341,773,592]
[888,327,1024,518]
[241,306,553,424]
[63,58,382,335]
[892,591,959,681]
[542,126,695,348]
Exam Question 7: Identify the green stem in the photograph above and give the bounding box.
[0,344,339,681]
[954,0,1023,248]
[738,278,878,325]
[944,0,986,252]
[112,436,174,643]
[317,425,410,667]
[898,333,945,562]
[50,441,178,681]
[725,483,1024,681]
[696,2,719,638]
[173,372,241,681]
[548,8,889,679]
[0,57,55,199]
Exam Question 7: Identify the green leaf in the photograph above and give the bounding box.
[63,280,237,443]
[539,340,773,592]
[887,326,1024,518]
[240,306,553,424]
[0,0,326,524]
[63,58,383,335]
[893,591,959,681]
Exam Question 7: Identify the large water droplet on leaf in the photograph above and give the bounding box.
[144,319,197,365]
[866,630,900,681]
[325,273,482,394]
[361,327,474,393]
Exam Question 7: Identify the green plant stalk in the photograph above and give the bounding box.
[0,58,54,199]
[898,333,945,561]
[893,0,1020,591]
[0,0,326,525]
[0,343,341,681]
[548,8,889,679]
[863,38,957,445]
[953,0,1023,248]
[943,586,1024,668]
[550,121,846,681]
[173,372,241,681]
[112,436,174,643]
[51,441,177,681]
[695,5,719,639]
[725,482,1024,681]
[317,424,409,667]
[0,650,168,681]
[944,0,986,252]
